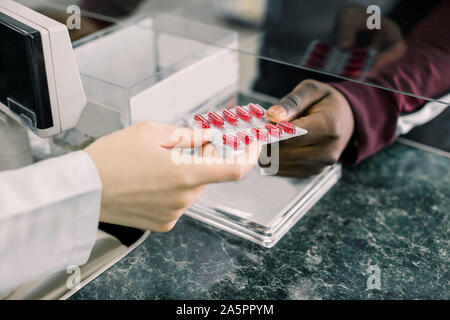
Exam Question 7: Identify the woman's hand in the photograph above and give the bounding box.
[86,121,260,232]
[266,80,354,177]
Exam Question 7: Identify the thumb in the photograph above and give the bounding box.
[266,80,329,122]
[159,124,211,149]
[183,140,262,186]
[337,21,359,49]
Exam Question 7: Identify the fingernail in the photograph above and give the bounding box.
[267,105,287,119]
[339,39,351,49]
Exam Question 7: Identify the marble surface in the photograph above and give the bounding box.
[71,142,450,299]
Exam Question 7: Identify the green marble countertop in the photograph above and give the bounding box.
[71,142,450,299]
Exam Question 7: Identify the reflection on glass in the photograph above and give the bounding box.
[23,0,449,103]
[18,0,450,158]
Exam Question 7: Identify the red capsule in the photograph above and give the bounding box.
[344,62,363,71]
[306,58,324,69]
[251,127,268,142]
[237,131,254,145]
[265,123,282,138]
[348,55,366,64]
[222,134,240,149]
[277,120,296,134]
[341,69,362,78]
[194,114,210,129]
[208,112,225,128]
[351,48,368,58]
[236,106,252,122]
[249,104,265,118]
[314,43,331,55]
[222,109,239,125]
[311,49,329,60]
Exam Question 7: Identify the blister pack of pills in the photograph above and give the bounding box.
[184,103,308,156]
[301,40,376,79]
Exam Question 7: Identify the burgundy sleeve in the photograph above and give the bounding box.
[331,3,450,165]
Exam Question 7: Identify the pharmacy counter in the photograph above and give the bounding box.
[70,141,450,300]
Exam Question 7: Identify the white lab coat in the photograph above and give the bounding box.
[0,151,102,292]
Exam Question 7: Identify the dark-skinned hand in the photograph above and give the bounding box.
[266,80,355,178]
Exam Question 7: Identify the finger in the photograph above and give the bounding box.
[198,142,218,158]
[157,124,211,149]
[121,186,204,224]
[184,140,261,185]
[366,52,391,78]
[279,112,331,148]
[337,20,360,49]
[278,142,340,166]
[367,19,402,52]
[266,80,329,122]
[278,162,326,170]
[367,31,388,52]
[277,165,325,178]
[275,153,328,168]
[101,210,179,233]
[127,208,185,224]
[336,6,367,49]
[267,158,327,173]
[367,41,406,77]
[134,216,179,233]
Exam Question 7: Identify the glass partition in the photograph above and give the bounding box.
[15,0,450,159]
[19,0,450,108]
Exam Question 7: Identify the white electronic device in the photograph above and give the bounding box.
[0,0,86,138]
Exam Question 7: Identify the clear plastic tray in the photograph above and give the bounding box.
[188,164,341,248]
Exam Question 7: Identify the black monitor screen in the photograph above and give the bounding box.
[0,11,53,129]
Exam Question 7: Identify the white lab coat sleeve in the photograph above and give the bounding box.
[0,150,102,292]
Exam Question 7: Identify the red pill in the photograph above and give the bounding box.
[311,49,329,60]
[208,112,225,128]
[237,131,254,145]
[341,69,362,78]
[306,58,324,69]
[277,120,296,134]
[236,106,252,122]
[222,109,239,125]
[344,61,364,70]
[194,114,210,129]
[251,127,268,142]
[347,56,366,68]
[222,134,240,149]
[265,123,282,138]
[249,103,265,118]
[351,48,368,58]
[314,43,331,55]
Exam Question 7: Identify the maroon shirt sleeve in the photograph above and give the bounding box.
[331,3,450,165]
